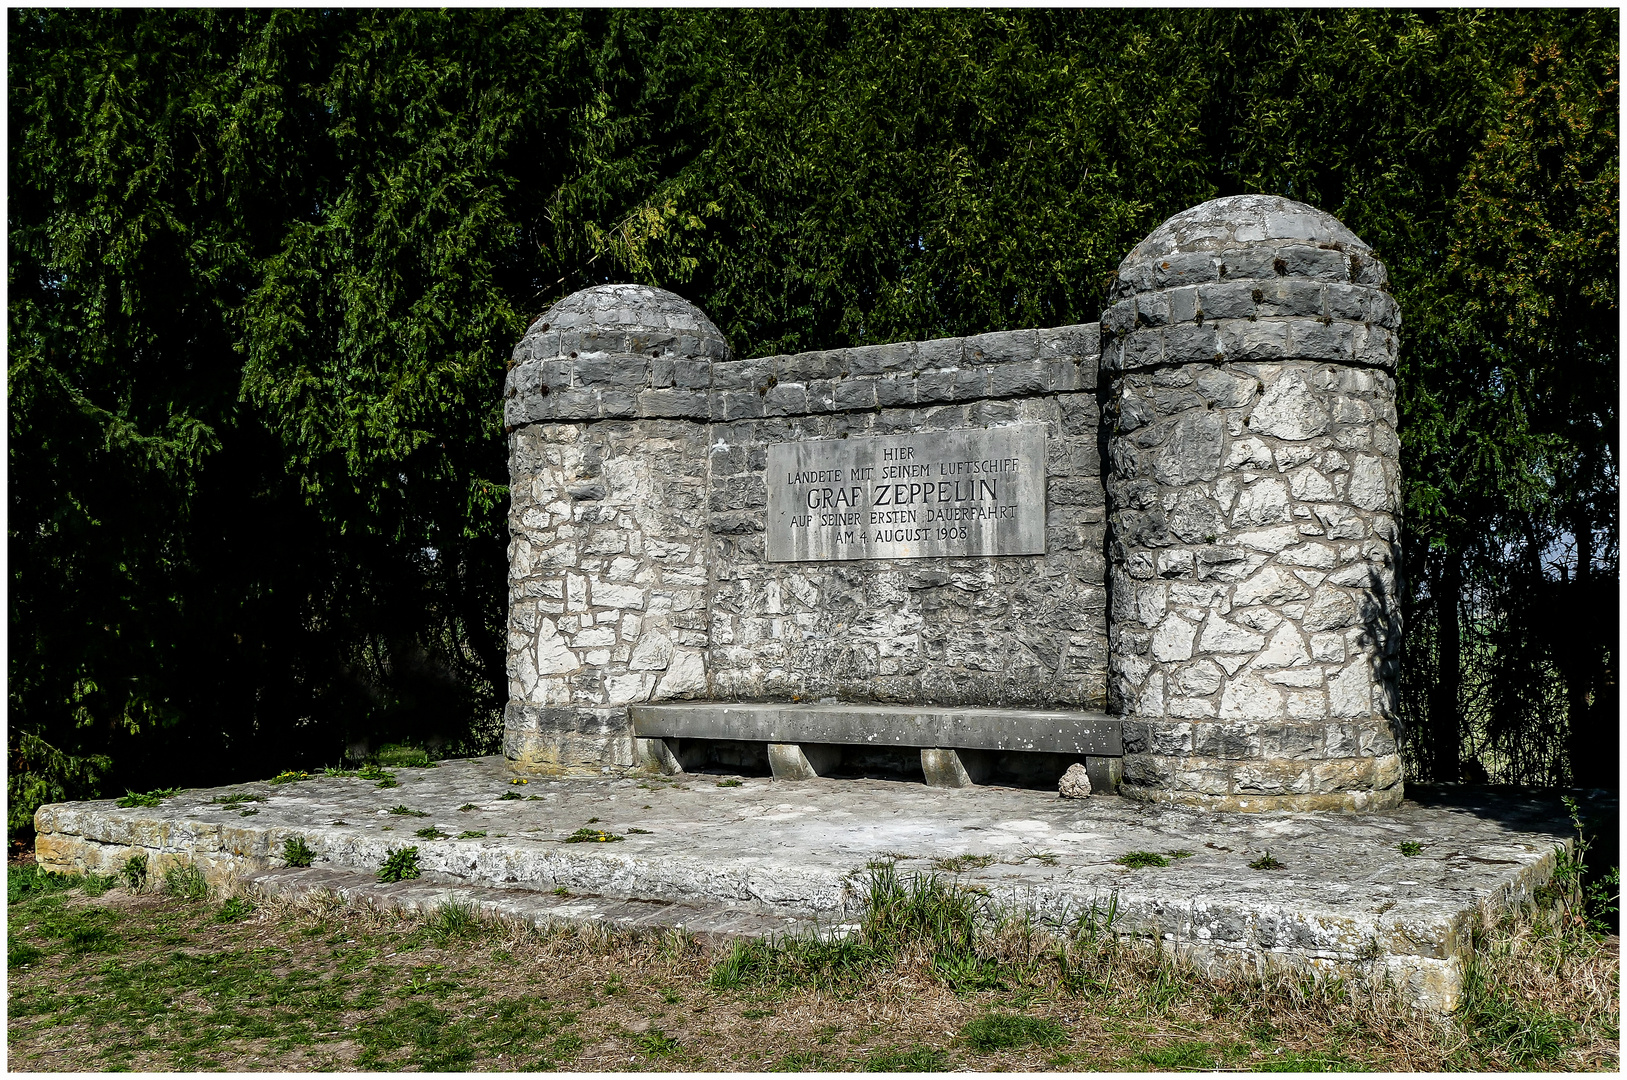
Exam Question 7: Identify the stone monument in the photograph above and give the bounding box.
[500,195,1404,811]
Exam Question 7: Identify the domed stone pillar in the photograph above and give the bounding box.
[501,285,726,775]
[1103,195,1405,811]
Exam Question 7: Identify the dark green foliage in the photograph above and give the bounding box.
[282,836,315,867]
[1249,851,1287,871]
[960,1013,1067,1052]
[387,805,428,817]
[375,745,436,769]
[377,846,421,883]
[414,826,449,840]
[1398,841,1424,857]
[497,791,523,801]
[8,10,1615,838]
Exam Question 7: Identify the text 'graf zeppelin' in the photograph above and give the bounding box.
[766,426,1046,562]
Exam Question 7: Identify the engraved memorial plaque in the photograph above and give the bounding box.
[766,425,1046,562]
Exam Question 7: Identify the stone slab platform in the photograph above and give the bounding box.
[34,756,1574,1012]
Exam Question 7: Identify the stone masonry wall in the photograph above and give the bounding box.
[503,284,1106,774]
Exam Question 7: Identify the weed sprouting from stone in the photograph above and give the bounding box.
[116,788,180,808]
[378,846,421,883]
[959,1013,1067,1051]
[283,836,316,867]
[268,771,309,785]
[1398,840,1424,857]
[932,853,995,873]
[1166,849,1196,859]
[457,803,478,812]
[361,764,398,788]
[209,791,265,807]
[498,791,523,801]
[457,830,487,839]
[1116,851,1170,869]
[387,805,429,817]
[415,826,450,840]
[715,779,743,788]
[1249,851,1286,871]
[1017,849,1061,866]
[563,828,623,844]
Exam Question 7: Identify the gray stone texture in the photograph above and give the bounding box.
[1104,196,1405,812]
[503,285,1107,776]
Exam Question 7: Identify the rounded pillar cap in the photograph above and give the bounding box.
[533,284,732,352]
[1112,195,1386,301]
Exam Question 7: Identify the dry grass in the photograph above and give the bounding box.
[6,857,1619,1071]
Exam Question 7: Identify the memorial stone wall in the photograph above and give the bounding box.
[501,196,1406,812]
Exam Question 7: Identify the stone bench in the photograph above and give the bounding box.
[629,702,1122,791]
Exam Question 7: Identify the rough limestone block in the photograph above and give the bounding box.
[1059,762,1093,798]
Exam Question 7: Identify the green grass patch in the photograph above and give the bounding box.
[375,744,437,769]
[162,863,209,900]
[1398,840,1424,857]
[959,1012,1066,1051]
[861,1044,949,1071]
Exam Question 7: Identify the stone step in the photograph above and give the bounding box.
[240,865,824,945]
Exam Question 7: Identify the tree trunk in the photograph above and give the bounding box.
[1430,553,1463,782]
[1562,521,1615,789]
